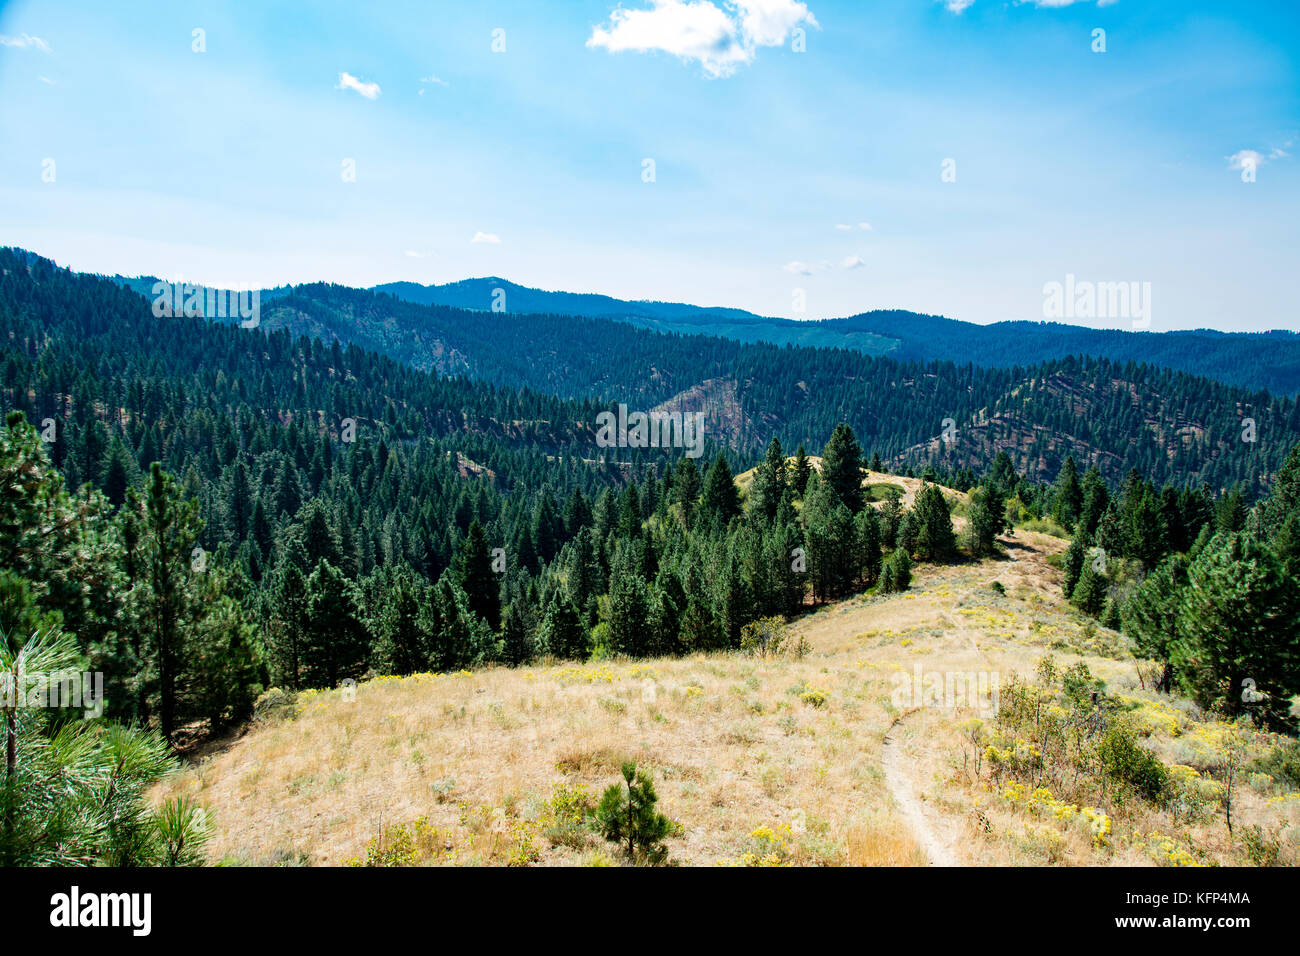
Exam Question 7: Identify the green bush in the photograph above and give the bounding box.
[595,762,676,865]
[1097,723,1169,804]
[1249,739,1300,790]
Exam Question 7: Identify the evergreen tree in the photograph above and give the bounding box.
[966,481,1007,557]
[820,423,865,514]
[1052,455,1083,531]
[370,565,430,675]
[672,458,701,529]
[792,445,812,496]
[1071,557,1107,616]
[122,463,204,742]
[1173,532,1300,728]
[912,484,957,562]
[700,454,741,529]
[455,520,500,632]
[749,437,787,522]
[538,591,588,661]
[595,762,674,865]
[301,559,367,688]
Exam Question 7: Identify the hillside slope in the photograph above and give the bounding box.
[156,529,1300,867]
[373,277,1300,395]
[98,270,1299,492]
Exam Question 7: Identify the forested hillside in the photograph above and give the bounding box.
[95,267,1300,494]
[3,248,1300,869]
[369,276,1300,395]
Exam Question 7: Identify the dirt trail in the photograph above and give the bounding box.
[882,716,960,866]
[875,530,1066,866]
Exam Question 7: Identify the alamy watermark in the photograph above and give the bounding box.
[152,280,260,328]
[1,667,104,718]
[595,404,705,459]
[1042,274,1151,330]
[891,665,999,717]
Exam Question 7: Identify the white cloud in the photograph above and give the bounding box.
[38,76,54,85]
[782,260,812,275]
[0,33,51,52]
[420,75,449,87]
[857,222,872,231]
[587,0,816,78]
[335,72,381,99]
[1227,149,1264,172]
[841,255,865,270]
[734,0,818,46]
[944,0,1117,12]
[834,223,852,231]
[404,250,428,258]
[471,232,501,244]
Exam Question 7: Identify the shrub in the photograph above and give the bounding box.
[1249,739,1300,790]
[1097,723,1169,804]
[595,762,676,865]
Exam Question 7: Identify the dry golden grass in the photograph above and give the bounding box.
[155,527,1300,867]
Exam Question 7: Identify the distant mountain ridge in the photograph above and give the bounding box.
[6,248,1297,494]
[373,277,1300,395]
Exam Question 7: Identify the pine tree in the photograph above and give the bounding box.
[538,591,588,661]
[455,520,500,631]
[912,483,956,562]
[606,544,651,657]
[500,599,535,667]
[749,437,787,522]
[123,463,204,742]
[1063,532,1087,600]
[820,423,864,514]
[301,559,367,688]
[595,762,674,865]
[700,454,740,529]
[1071,558,1107,616]
[617,483,643,540]
[370,565,430,675]
[1173,532,1300,728]
[792,445,812,496]
[672,458,701,529]
[1078,467,1109,539]
[269,562,309,688]
[1052,455,1083,531]
[854,506,883,587]
[966,481,1006,557]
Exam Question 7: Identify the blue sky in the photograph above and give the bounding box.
[1,0,1296,331]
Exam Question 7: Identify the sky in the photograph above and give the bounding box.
[0,0,1297,331]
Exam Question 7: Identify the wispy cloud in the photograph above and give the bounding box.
[835,222,872,231]
[782,260,812,275]
[0,33,51,52]
[943,0,1116,12]
[587,0,817,79]
[335,71,381,99]
[471,231,501,244]
[841,255,865,270]
[419,75,449,96]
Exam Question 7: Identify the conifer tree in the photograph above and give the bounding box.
[820,423,865,514]
[749,437,787,522]
[1173,532,1300,728]
[1052,455,1083,530]
[912,483,957,562]
[700,454,740,529]
[455,520,500,631]
[792,445,812,496]
[538,591,588,661]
